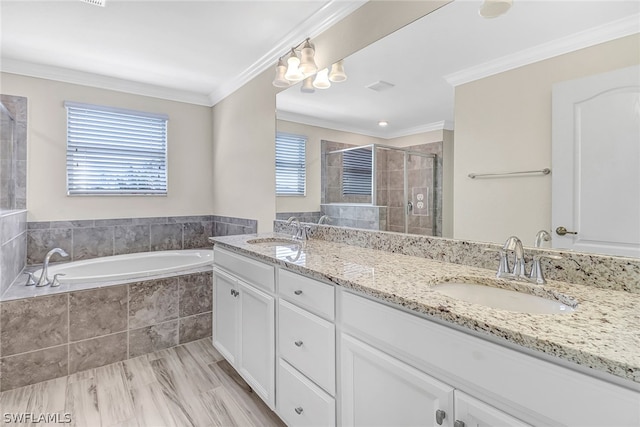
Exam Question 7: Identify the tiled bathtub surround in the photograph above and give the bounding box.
[0,270,212,391]
[0,210,27,296]
[27,214,257,264]
[273,221,640,293]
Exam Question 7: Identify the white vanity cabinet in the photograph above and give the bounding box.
[212,247,276,408]
[276,269,336,426]
[339,289,640,427]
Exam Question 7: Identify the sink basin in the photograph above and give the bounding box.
[432,282,576,314]
[246,237,301,247]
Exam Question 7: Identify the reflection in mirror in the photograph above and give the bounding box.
[275,0,640,257]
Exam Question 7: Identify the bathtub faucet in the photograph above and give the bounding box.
[37,248,69,287]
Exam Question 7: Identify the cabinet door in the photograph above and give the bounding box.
[453,391,530,427]
[238,279,275,408]
[213,268,238,364]
[340,333,454,427]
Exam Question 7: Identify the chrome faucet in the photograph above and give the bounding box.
[318,215,332,225]
[492,236,561,285]
[286,216,311,242]
[534,230,551,248]
[36,248,69,287]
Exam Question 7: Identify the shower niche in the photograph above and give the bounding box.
[321,140,442,236]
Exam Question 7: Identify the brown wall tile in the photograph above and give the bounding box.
[179,272,212,317]
[129,321,178,358]
[69,285,128,341]
[129,277,179,329]
[0,345,68,391]
[0,294,68,356]
[69,332,127,374]
[179,312,212,344]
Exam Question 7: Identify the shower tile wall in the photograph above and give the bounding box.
[320,203,386,230]
[276,211,323,223]
[0,270,212,391]
[322,140,372,204]
[26,214,257,264]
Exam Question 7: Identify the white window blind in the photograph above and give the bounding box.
[343,148,372,196]
[276,132,306,196]
[65,101,168,195]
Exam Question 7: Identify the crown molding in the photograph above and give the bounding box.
[207,0,367,106]
[277,110,453,139]
[1,58,212,106]
[445,14,640,87]
[0,0,366,107]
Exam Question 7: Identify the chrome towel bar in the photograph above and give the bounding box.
[468,168,551,179]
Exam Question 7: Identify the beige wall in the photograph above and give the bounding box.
[0,73,213,222]
[453,34,640,246]
[212,1,449,232]
[275,120,383,213]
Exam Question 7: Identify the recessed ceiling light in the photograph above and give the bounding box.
[366,81,395,92]
[378,121,389,127]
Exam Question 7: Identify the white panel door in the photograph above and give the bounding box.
[212,268,238,365]
[453,391,530,427]
[552,65,640,257]
[340,333,454,427]
[238,279,275,408]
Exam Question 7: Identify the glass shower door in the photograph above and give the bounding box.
[405,152,435,235]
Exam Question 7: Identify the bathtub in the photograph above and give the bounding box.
[34,249,214,284]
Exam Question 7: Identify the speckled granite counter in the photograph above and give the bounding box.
[210,233,640,386]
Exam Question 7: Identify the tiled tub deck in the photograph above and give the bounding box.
[0,270,213,392]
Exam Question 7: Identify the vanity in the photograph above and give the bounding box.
[210,233,640,427]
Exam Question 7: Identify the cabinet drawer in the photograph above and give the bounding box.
[279,299,335,395]
[279,269,334,320]
[277,359,335,427]
[214,246,274,292]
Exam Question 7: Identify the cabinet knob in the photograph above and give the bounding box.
[230,289,239,297]
[454,421,466,427]
[435,409,446,425]
[294,290,303,295]
[294,407,303,415]
[294,340,304,347]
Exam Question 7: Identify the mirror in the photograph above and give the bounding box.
[275,0,640,257]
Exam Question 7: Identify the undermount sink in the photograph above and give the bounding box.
[432,282,577,315]
[246,237,301,247]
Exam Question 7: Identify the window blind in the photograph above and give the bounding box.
[276,132,306,196]
[65,101,168,195]
[342,148,372,196]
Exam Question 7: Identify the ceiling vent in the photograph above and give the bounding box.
[80,0,106,7]
[366,80,395,92]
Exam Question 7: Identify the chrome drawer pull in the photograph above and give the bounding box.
[294,340,304,347]
[294,407,303,415]
[435,409,446,425]
[294,290,303,295]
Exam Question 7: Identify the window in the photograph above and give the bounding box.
[342,147,372,195]
[276,132,306,196]
[65,101,168,195]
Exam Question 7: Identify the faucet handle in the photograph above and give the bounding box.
[23,271,36,286]
[51,273,66,288]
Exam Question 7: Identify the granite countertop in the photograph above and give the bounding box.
[210,233,640,386]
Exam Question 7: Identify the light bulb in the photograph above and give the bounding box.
[378,120,389,127]
[313,68,331,89]
[284,48,304,82]
[329,60,347,82]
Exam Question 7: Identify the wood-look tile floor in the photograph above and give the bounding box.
[0,339,285,427]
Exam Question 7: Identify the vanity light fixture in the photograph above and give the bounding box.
[313,68,331,89]
[378,120,389,127]
[301,76,315,93]
[329,59,347,82]
[284,48,305,82]
[479,0,513,18]
[271,38,347,91]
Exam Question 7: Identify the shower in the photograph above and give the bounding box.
[321,141,440,236]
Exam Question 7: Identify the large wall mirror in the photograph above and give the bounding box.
[275,0,640,258]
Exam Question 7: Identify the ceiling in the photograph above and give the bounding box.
[0,0,365,106]
[276,0,640,139]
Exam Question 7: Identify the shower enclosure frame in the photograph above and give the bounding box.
[326,143,437,235]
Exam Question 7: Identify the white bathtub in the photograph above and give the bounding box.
[34,249,214,284]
